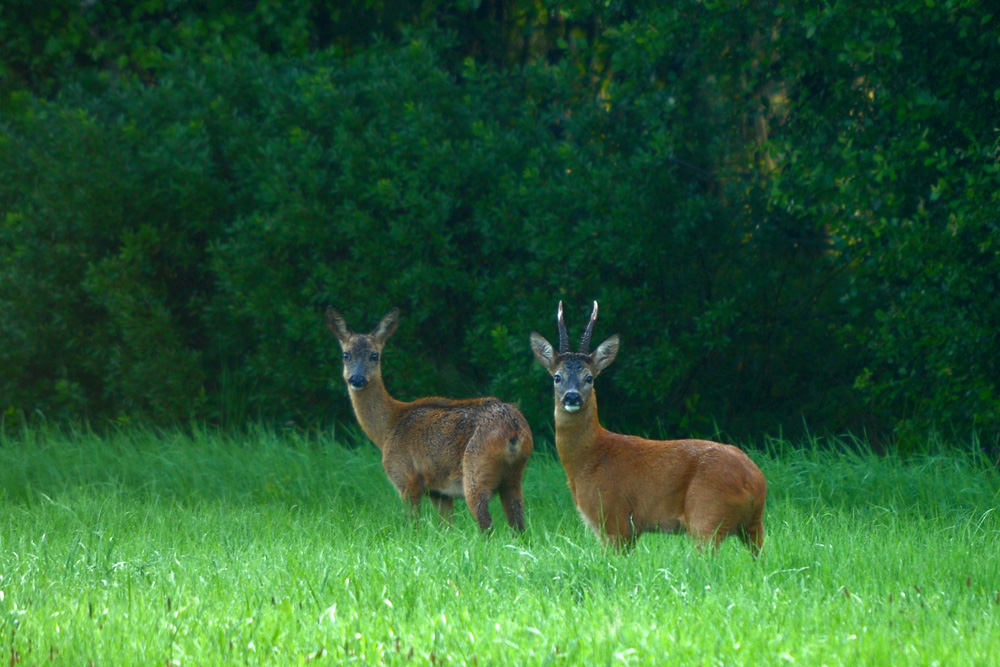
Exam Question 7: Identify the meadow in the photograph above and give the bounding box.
[1,425,997,666]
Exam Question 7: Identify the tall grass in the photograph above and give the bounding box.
[1,426,997,665]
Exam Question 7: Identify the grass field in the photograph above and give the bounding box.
[1,425,998,665]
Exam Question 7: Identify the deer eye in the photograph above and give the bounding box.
[553,374,562,384]
[585,375,593,384]
[369,352,379,361]
[342,352,350,361]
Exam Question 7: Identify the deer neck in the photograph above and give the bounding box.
[346,375,402,451]
[553,394,603,474]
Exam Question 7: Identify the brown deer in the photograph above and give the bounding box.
[326,307,534,532]
[530,301,767,553]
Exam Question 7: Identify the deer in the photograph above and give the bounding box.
[326,307,534,533]
[530,301,767,554]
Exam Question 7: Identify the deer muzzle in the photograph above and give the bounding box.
[562,391,583,412]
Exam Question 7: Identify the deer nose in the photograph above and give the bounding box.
[562,391,582,409]
[348,374,368,389]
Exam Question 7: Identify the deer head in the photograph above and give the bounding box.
[326,307,400,391]
[530,301,619,413]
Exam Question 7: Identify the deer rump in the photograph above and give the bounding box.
[383,397,530,500]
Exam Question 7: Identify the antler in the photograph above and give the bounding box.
[557,301,570,354]
[579,301,599,354]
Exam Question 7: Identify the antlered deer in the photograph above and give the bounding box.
[327,307,534,532]
[530,301,766,553]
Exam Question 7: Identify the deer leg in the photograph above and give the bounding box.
[607,534,638,552]
[602,513,637,552]
[429,492,455,526]
[498,479,526,532]
[383,456,426,523]
[397,473,426,524]
[463,472,494,532]
[462,447,500,532]
[463,487,493,532]
[405,488,423,521]
[738,518,764,557]
[688,513,740,554]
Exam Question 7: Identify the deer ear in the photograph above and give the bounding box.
[530,332,557,372]
[592,334,619,373]
[373,307,400,343]
[326,307,352,342]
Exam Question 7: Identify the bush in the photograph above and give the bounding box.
[0,93,217,423]
[763,1,1000,442]
[2,2,998,447]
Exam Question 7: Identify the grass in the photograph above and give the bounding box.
[1,425,998,666]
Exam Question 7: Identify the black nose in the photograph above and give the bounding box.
[348,374,368,389]
[563,391,582,407]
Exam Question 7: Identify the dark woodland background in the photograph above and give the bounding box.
[1,0,998,450]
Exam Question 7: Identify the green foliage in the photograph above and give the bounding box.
[0,0,461,98]
[0,85,229,423]
[0,99,200,422]
[1,1,998,444]
[764,1,1000,441]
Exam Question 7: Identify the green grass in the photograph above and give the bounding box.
[1,426,998,665]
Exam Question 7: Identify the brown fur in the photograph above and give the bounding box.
[327,307,533,532]
[531,301,766,553]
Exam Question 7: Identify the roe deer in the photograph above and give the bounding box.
[530,301,766,553]
[327,307,534,532]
